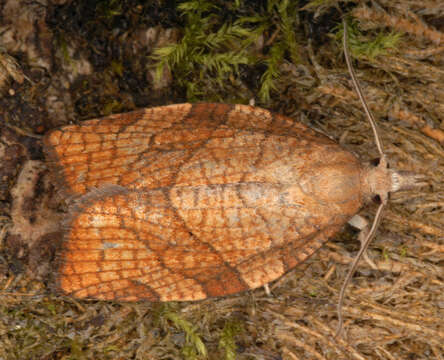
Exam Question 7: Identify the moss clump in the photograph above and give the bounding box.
[218,320,243,360]
[156,304,207,360]
[152,0,301,103]
[335,19,402,59]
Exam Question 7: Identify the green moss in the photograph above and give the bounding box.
[382,247,390,261]
[336,19,402,60]
[102,99,125,115]
[152,0,301,103]
[110,60,124,77]
[218,320,243,360]
[156,304,207,360]
[56,33,73,65]
[95,0,124,21]
[400,245,408,257]
[302,0,337,10]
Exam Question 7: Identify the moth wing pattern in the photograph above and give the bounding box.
[59,186,346,301]
[43,103,335,197]
[44,103,364,301]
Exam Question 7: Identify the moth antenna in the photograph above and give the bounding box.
[342,19,384,158]
[334,203,384,338]
[334,19,388,338]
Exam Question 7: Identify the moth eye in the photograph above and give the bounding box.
[372,194,382,204]
[370,158,380,166]
[370,158,390,168]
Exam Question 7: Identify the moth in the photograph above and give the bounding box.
[43,22,421,335]
[45,101,372,301]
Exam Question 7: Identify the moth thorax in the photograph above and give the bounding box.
[299,162,362,205]
[360,161,392,204]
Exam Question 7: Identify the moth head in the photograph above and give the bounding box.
[362,155,426,204]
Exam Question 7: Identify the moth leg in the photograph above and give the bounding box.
[348,215,378,270]
[263,283,271,296]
